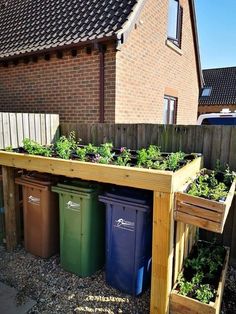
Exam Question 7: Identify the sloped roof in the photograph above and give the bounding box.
[199,67,236,105]
[0,0,138,59]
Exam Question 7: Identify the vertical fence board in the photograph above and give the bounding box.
[0,113,59,148]
[22,113,30,140]
[35,114,41,144]
[9,113,18,148]
[2,113,11,147]
[16,113,24,147]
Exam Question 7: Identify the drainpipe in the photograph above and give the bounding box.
[99,44,106,123]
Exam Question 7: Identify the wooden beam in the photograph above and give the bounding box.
[2,166,19,251]
[0,151,173,192]
[150,191,174,314]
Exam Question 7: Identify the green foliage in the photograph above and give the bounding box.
[166,151,185,171]
[55,131,78,160]
[76,147,87,161]
[187,171,229,201]
[196,284,214,304]
[85,143,98,154]
[92,143,114,164]
[115,147,132,166]
[5,145,13,152]
[177,242,225,304]
[23,138,52,157]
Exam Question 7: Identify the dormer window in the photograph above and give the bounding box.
[201,87,212,97]
[167,0,183,47]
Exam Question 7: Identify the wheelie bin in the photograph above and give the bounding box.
[99,187,152,296]
[15,173,59,258]
[52,180,105,277]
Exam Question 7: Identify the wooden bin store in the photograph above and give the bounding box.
[0,150,203,314]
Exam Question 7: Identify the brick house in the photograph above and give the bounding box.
[199,67,236,115]
[0,0,202,124]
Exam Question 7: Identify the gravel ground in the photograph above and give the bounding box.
[0,244,236,314]
[0,245,150,314]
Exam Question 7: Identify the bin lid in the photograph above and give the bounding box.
[103,186,152,206]
[56,180,98,194]
[15,172,56,188]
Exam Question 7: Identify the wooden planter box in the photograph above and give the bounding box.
[170,247,230,314]
[0,151,203,314]
[174,173,235,233]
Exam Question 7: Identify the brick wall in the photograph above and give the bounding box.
[115,0,200,124]
[0,44,116,123]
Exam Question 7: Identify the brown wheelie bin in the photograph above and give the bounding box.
[15,173,59,258]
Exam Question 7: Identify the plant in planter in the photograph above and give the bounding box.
[92,143,115,164]
[170,241,230,314]
[54,131,79,160]
[114,147,132,166]
[174,163,236,233]
[166,151,186,171]
[23,138,52,157]
[75,147,87,161]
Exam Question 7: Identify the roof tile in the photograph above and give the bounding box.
[0,0,138,59]
[199,67,236,106]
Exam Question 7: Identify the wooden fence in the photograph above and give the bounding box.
[61,123,236,265]
[0,112,60,149]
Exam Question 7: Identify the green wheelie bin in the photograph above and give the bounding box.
[52,180,105,277]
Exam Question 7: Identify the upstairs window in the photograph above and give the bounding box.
[163,96,177,124]
[201,87,212,97]
[167,0,183,47]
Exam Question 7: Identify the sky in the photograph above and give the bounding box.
[195,0,236,69]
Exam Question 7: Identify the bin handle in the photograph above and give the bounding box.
[28,195,40,205]
[66,201,80,210]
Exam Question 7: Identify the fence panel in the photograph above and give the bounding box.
[0,112,60,149]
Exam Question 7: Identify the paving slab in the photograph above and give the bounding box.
[0,282,36,314]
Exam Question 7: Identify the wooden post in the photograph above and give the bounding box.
[150,191,174,314]
[2,166,19,251]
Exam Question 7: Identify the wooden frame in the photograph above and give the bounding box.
[0,151,203,314]
[170,247,230,314]
[174,176,236,233]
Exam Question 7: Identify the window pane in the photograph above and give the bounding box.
[169,99,175,124]
[201,87,212,96]
[163,98,169,124]
[168,0,179,40]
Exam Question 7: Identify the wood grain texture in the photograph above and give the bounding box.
[150,191,174,314]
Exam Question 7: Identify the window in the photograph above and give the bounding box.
[163,96,177,124]
[167,0,183,47]
[201,87,212,97]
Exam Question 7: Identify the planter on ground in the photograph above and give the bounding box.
[174,169,236,233]
[170,242,230,314]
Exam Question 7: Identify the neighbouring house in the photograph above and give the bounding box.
[0,0,202,124]
[199,66,236,115]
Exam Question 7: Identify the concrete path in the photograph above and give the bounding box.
[0,282,36,314]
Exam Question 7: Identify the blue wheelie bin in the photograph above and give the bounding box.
[99,187,152,296]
